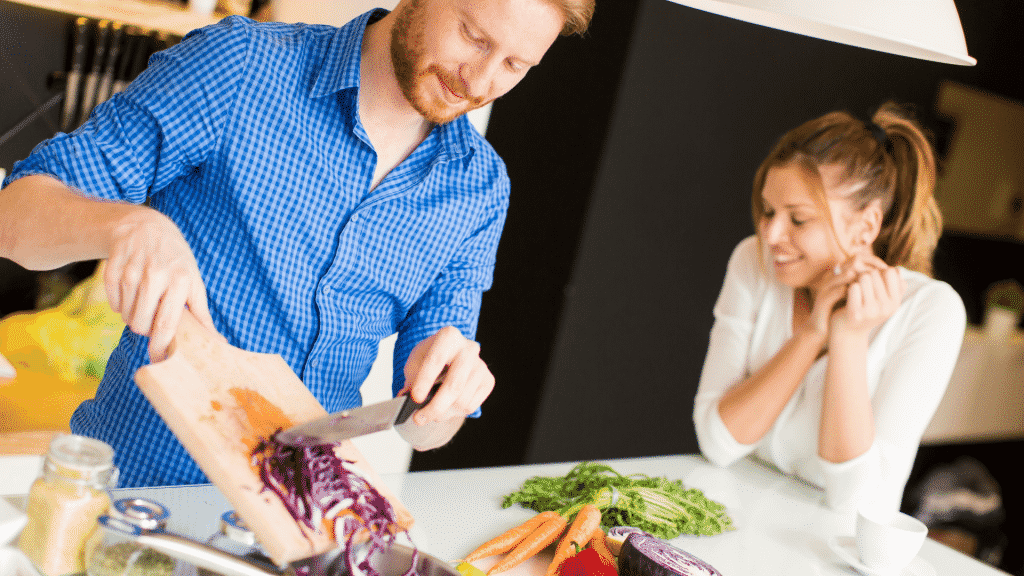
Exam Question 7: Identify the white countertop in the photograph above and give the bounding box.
[2,454,1003,576]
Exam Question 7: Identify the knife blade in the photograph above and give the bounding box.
[276,374,443,446]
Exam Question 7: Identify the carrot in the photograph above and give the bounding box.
[545,504,603,576]
[588,527,616,568]
[466,511,562,562]
[487,514,567,575]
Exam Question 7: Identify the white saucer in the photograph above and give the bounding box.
[828,536,936,576]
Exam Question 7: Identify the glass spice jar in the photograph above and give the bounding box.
[200,511,275,576]
[87,498,178,576]
[206,511,258,558]
[17,433,118,576]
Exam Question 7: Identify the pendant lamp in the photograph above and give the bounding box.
[664,0,976,65]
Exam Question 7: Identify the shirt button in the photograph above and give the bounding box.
[311,358,321,368]
[323,285,333,295]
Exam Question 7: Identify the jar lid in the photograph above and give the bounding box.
[220,511,256,546]
[113,498,170,531]
[46,434,116,485]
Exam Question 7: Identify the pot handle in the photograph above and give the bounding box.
[98,515,286,576]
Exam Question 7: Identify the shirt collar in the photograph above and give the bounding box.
[436,116,476,163]
[311,8,477,162]
[310,8,385,98]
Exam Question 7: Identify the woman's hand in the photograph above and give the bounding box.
[804,266,857,340]
[830,254,905,338]
[104,208,216,362]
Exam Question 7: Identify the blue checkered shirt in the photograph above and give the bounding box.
[5,10,509,487]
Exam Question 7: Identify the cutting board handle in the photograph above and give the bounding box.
[165,307,226,361]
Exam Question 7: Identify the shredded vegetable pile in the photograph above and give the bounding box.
[501,462,733,538]
[251,435,415,576]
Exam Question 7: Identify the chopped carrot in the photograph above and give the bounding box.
[588,527,616,569]
[488,514,567,575]
[545,504,603,576]
[466,511,562,562]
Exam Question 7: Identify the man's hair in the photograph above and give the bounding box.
[548,0,595,36]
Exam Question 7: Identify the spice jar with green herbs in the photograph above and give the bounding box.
[87,498,177,576]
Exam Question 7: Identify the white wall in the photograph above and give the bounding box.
[270,0,396,26]
[349,333,413,483]
[922,326,1024,444]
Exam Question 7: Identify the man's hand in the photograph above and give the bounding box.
[0,175,218,362]
[401,326,495,426]
[104,209,217,362]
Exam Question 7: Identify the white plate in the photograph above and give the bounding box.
[0,500,26,547]
[828,536,936,576]
[0,547,41,576]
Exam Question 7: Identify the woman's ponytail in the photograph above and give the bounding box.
[871,102,942,276]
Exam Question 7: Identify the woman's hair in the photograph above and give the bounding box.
[750,102,942,276]
[547,0,595,36]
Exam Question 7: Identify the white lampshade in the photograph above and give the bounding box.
[665,0,976,66]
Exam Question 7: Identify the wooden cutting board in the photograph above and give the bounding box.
[134,311,414,565]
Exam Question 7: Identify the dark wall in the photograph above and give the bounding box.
[0,2,70,316]
[523,0,1024,464]
[411,0,1024,471]
[0,2,66,172]
[410,0,646,471]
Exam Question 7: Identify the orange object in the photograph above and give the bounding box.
[487,514,567,575]
[0,261,122,434]
[466,511,562,562]
[545,505,603,576]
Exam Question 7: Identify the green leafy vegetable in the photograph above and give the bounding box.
[501,462,733,538]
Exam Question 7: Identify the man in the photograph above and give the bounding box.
[0,0,594,486]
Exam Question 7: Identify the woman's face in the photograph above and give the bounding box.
[758,162,872,292]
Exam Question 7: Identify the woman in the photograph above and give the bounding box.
[693,103,966,513]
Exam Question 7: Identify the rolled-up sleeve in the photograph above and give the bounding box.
[391,168,510,416]
[6,17,248,202]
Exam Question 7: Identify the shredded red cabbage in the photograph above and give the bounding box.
[252,433,417,576]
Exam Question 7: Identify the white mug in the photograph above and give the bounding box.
[856,504,928,574]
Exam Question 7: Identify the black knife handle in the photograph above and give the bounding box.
[394,369,446,426]
[61,17,90,130]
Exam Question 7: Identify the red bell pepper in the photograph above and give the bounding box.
[557,547,618,576]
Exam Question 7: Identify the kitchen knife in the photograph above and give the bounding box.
[275,374,444,446]
[60,17,89,131]
[124,28,156,88]
[93,21,124,107]
[76,19,111,127]
[109,28,139,95]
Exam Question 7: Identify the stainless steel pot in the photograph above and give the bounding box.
[95,515,460,576]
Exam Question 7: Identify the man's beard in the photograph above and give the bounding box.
[390,0,485,125]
